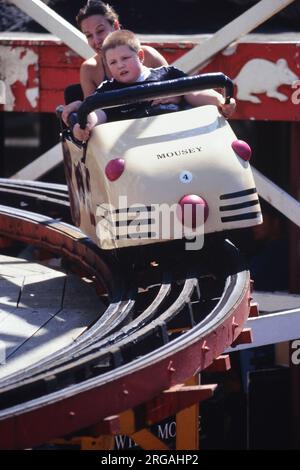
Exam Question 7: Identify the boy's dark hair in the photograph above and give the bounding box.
[102,30,141,56]
[76,1,119,28]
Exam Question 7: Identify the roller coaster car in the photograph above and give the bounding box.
[59,73,262,250]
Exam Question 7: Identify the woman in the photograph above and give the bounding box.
[62,0,168,124]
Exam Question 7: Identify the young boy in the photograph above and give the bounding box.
[73,30,236,141]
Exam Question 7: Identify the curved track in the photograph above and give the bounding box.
[0,181,251,449]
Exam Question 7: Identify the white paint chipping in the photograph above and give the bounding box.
[25,86,39,108]
[0,45,39,111]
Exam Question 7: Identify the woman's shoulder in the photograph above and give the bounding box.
[142,45,168,68]
[80,54,105,97]
[81,54,102,71]
[80,55,105,96]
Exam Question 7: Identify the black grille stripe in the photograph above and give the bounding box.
[116,232,157,240]
[116,218,154,227]
[220,188,257,200]
[220,199,260,212]
[115,206,154,214]
[221,212,261,223]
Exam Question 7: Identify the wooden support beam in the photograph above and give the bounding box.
[204,354,231,373]
[10,143,63,180]
[231,327,253,347]
[249,301,259,318]
[173,0,296,73]
[226,308,300,352]
[147,384,217,425]
[253,166,300,228]
[88,415,120,436]
[253,291,300,313]
[176,376,199,450]
[10,0,93,59]
[131,429,169,451]
[87,381,217,450]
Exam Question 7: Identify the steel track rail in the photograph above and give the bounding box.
[0,262,229,396]
[0,178,70,222]
[0,200,251,449]
[0,276,196,393]
[0,178,68,196]
[0,267,250,449]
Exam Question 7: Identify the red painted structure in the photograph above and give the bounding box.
[0,33,300,121]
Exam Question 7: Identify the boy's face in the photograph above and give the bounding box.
[105,45,144,83]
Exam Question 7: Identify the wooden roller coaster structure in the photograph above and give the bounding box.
[0,181,255,450]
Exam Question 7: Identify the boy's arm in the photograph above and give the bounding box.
[73,109,107,141]
[62,100,82,126]
[185,89,236,118]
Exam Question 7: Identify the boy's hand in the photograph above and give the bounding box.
[218,97,236,119]
[62,100,82,126]
[73,123,91,141]
[72,112,98,141]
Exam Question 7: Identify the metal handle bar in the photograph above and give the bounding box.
[77,72,234,129]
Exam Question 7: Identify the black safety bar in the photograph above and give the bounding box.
[77,72,234,129]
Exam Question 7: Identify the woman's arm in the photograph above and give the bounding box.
[62,56,105,125]
[142,45,168,68]
[80,58,102,97]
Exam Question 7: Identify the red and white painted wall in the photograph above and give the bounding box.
[0,33,300,121]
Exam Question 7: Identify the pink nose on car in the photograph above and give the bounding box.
[105,158,125,181]
[178,194,209,229]
[231,140,252,161]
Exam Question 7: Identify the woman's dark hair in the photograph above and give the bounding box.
[76,1,119,28]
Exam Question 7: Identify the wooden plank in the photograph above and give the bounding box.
[226,308,300,351]
[0,299,103,378]
[0,277,22,308]
[253,166,300,228]
[0,255,66,374]
[173,0,296,73]
[0,257,106,378]
[10,143,63,180]
[19,272,65,310]
[253,291,300,312]
[10,0,93,59]
[0,306,55,362]
[0,254,63,277]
